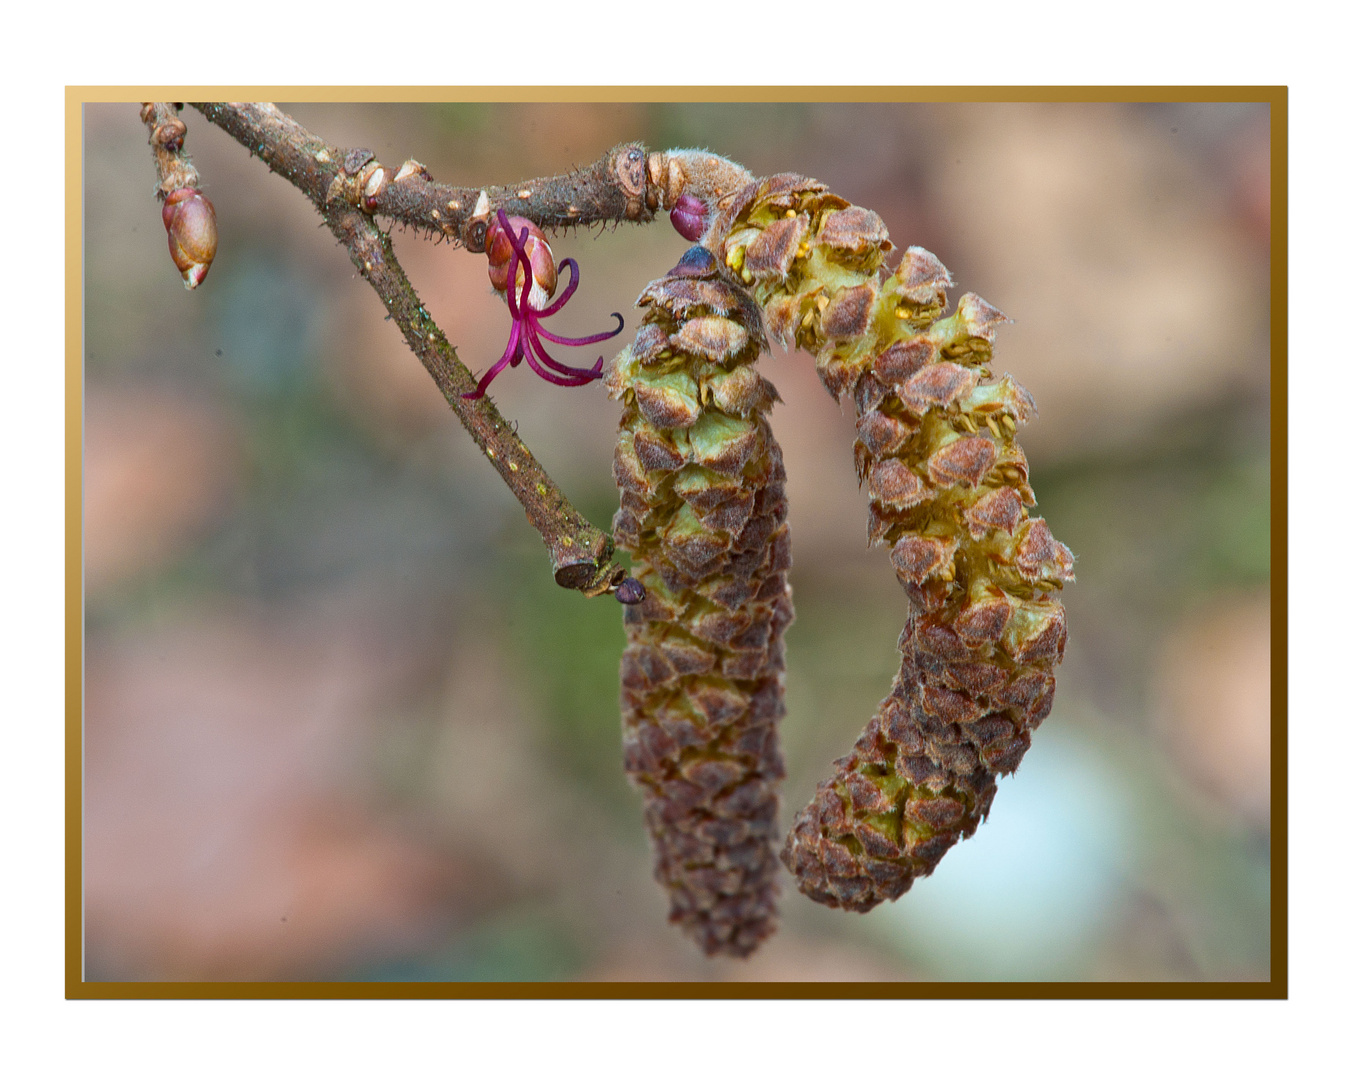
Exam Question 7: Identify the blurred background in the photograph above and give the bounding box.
[82,100,1272,982]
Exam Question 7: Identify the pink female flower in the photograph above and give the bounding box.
[465,210,624,399]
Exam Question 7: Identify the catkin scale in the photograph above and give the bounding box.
[606,248,793,957]
[711,176,1075,913]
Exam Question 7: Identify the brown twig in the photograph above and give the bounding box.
[141,102,218,289]
[371,143,754,253]
[192,103,658,252]
[187,102,628,597]
[139,102,198,196]
[180,103,757,595]
[363,143,657,251]
[192,102,754,249]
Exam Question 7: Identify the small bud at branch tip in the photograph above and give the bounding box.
[161,187,217,290]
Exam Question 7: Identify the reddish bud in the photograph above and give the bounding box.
[153,117,187,152]
[358,163,388,213]
[670,193,707,241]
[485,213,557,308]
[161,187,217,290]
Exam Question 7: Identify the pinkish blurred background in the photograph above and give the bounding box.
[82,100,1272,982]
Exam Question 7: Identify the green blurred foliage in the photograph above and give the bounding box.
[498,493,639,816]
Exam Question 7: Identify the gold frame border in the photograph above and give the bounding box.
[66,85,1286,1001]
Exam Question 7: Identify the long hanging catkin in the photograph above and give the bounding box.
[708,175,1075,913]
[605,246,794,956]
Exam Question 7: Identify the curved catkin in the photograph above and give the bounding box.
[604,246,794,957]
[710,175,1075,913]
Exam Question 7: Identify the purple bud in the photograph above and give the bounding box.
[615,577,646,605]
[669,193,707,242]
[670,245,717,278]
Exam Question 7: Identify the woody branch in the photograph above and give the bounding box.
[182,102,659,597]
[147,103,753,595]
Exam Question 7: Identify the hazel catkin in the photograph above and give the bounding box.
[606,246,793,955]
[710,176,1075,912]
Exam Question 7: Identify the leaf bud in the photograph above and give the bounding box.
[357,162,388,213]
[669,193,707,241]
[161,187,217,290]
[485,213,557,308]
[154,117,187,152]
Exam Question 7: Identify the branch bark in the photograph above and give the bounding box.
[192,102,753,249]
[139,102,198,195]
